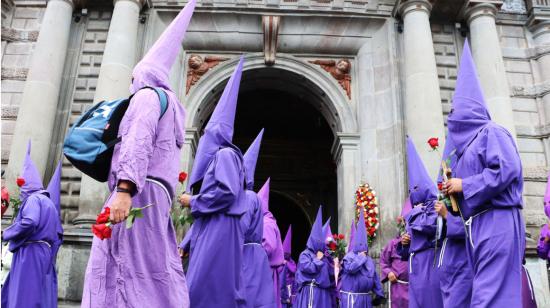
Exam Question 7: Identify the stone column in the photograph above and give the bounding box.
[73,0,145,226]
[464,1,517,137]
[332,133,361,234]
[399,0,445,179]
[5,0,74,190]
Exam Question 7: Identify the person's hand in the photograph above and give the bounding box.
[110,192,132,224]
[316,251,324,260]
[388,272,397,283]
[179,193,191,207]
[434,201,448,219]
[401,233,410,245]
[444,178,463,194]
[545,236,550,244]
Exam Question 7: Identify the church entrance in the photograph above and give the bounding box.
[195,66,339,258]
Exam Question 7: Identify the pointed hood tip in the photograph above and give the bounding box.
[283,225,292,255]
[323,217,332,241]
[307,206,325,252]
[406,137,437,205]
[20,140,44,200]
[47,161,62,214]
[353,207,369,253]
[243,129,264,189]
[258,178,270,214]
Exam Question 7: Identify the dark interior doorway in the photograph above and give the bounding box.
[199,68,338,259]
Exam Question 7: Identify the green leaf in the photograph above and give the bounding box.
[135,211,144,218]
[126,213,136,229]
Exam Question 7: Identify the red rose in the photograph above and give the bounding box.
[437,182,443,191]
[96,208,111,224]
[178,172,188,183]
[328,242,337,251]
[338,234,345,240]
[92,224,112,240]
[332,234,338,240]
[427,137,439,150]
[16,177,25,187]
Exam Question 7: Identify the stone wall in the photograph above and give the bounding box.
[1,2,45,171]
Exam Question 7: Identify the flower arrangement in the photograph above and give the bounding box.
[354,183,379,246]
[327,233,347,259]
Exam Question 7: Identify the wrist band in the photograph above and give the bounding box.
[116,187,132,195]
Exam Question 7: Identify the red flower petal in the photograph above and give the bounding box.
[16,177,25,187]
[178,172,188,183]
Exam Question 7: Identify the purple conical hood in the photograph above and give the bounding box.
[400,196,412,218]
[406,136,437,205]
[47,161,62,215]
[306,206,325,252]
[354,207,369,253]
[20,141,44,201]
[436,135,457,184]
[323,218,332,242]
[347,219,356,253]
[545,172,550,218]
[243,129,264,190]
[283,225,292,255]
[188,57,244,189]
[258,177,270,214]
[447,39,491,157]
[130,0,196,94]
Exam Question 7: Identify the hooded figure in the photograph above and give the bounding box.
[537,172,550,260]
[2,142,62,308]
[396,137,443,308]
[448,40,524,307]
[294,206,336,308]
[81,2,195,307]
[280,226,297,307]
[185,57,248,308]
[338,207,385,308]
[380,198,410,308]
[259,178,285,308]
[239,129,276,308]
[347,219,356,253]
[436,136,473,308]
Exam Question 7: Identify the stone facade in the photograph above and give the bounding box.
[2,0,550,305]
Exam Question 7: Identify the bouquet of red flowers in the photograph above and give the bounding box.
[92,204,152,240]
[327,233,347,260]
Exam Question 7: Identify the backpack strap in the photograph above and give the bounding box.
[134,86,169,120]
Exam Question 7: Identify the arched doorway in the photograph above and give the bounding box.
[185,54,360,252]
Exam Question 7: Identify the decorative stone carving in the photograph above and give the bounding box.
[1,27,39,42]
[186,54,228,94]
[262,16,280,66]
[309,59,351,99]
[512,81,550,98]
[501,0,526,13]
[1,68,29,80]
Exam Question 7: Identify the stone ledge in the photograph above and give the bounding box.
[1,67,28,80]
[502,45,550,60]
[1,106,19,119]
[523,165,549,181]
[1,26,39,42]
[511,81,550,98]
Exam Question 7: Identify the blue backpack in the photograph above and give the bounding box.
[63,87,168,182]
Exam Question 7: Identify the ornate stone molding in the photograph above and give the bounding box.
[523,165,549,181]
[262,16,280,66]
[463,1,502,24]
[397,0,433,18]
[1,27,39,42]
[184,127,200,155]
[309,59,352,99]
[330,133,360,163]
[114,0,147,9]
[185,54,228,95]
[1,67,29,81]
[511,81,550,98]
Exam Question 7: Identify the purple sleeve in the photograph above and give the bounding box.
[396,242,409,261]
[462,128,521,207]
[372,267,385,299]
[262,222,283,265]
[445,214,466,239]
[190,148,241,216]
[537,228,550,260]
[342,253,367,274]
[407,203,437,236]
[379,241,393,282]
[299,251,324,275]
[115,89,161,194]
[3,195,41,241]
[179,225,193,252]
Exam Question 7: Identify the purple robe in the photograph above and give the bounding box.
[537,225,550,260]
[294,249,336,308]
[522,265,537,308]
[338,252,384,308]
[186,147,247,307]
[448,40,525,308]
[242,190,276,308]
[280,257,297,307]
[438,214,473,307]
[2,192,61,308]
[380,237,409,308]
[81,87,189,307]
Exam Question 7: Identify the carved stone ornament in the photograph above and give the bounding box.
[309,59,352,99]
[186,54,229,94]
